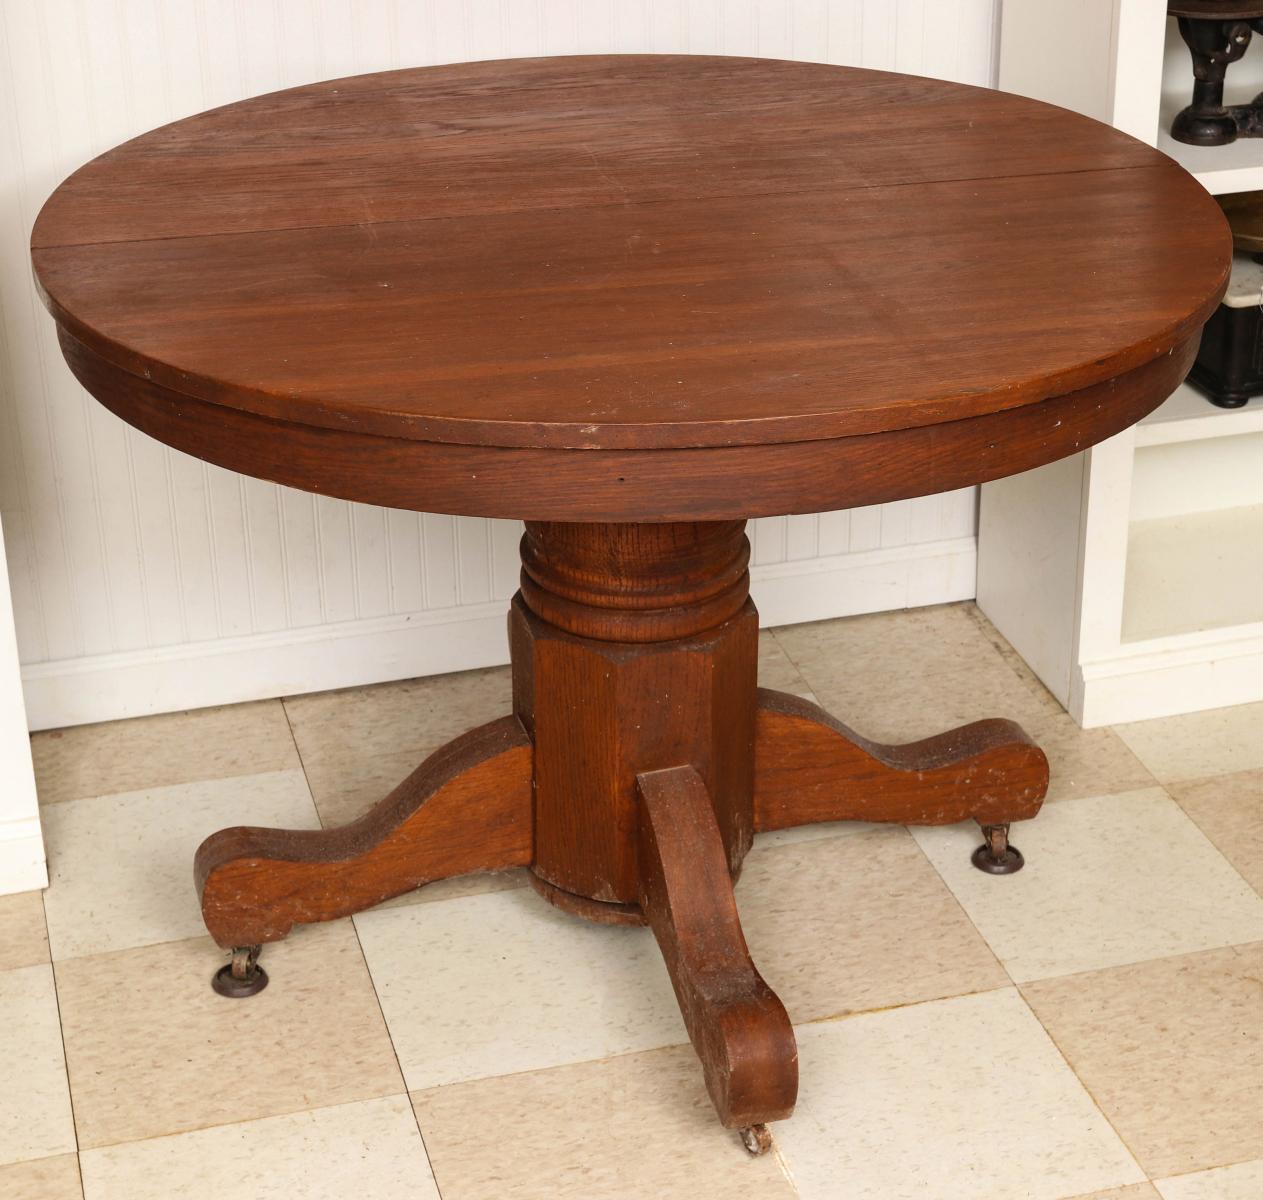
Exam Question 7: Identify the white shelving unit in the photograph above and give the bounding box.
[979,0,1263,727]
[1137,381,1263,446]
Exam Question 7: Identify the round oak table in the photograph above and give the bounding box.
[32,55,1229,1152]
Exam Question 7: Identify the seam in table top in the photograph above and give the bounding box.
[32,159,1176,252]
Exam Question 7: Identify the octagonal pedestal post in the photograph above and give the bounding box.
[510,520,758,920]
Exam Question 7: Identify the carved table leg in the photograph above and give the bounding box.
[195,715,533,988]
[638,764,797,1147]
[753,689,1049,872]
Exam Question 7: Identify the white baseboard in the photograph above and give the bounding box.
[752,536,977,628]
[20,537,977,730]
[1073,621,1263,728]
[0,818,49,895]
[21,605,512,731]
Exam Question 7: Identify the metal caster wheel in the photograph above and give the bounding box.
[971,823,1024,875]
[740,1124,773,1156]
[212,944,268,998]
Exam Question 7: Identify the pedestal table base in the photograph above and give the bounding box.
[195,521,1049,1149]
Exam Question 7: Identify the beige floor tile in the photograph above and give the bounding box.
[0,965,76,1167]
[754,817,884,848]
[374,868,530,912]
[1157,1159,1263,1199]
[354,887,685,1091]
[283,668,511,826]
[42,771,320,961]
[0,1154,83,1200]
[31,700,298,806]
[758,630,815,698]
[964,602,1066,705]
[410,1044,796,1200]
[1067,1187,1161,1200]
[1023,944,1263,1178]
[774,602,1015,694]
[776,989,1144,1200]
[0,890,49,971]
[55,924,402,1149]
[1113,702,1263,783]
[911,788,1263,981]
[1023,716,1156,804]
[79,1096,436,1200]
[808,654,1060,747]
[1169,769,1263,896]
[739,829,1008,1021]
[301,745,431,829]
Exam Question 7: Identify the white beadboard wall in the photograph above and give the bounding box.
[0,0,995,731]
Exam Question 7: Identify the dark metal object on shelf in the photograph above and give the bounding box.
[1187,301,1263,407]
[1217,191,1263,260]
[1168,4,1263,146]
[1185,200,1263,406]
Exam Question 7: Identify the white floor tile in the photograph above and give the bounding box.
[354,887,686,1090]
[79,1096,437,1200]
[1114,703,1263,783]
[42,770,320,960]
[0,965,76,1168]
[753,818,884,849]
[777,989,1144,1200]
[911,789,1263,981]
[1157,1159,1263,1200]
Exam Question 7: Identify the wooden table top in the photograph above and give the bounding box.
[32,56,1230,521]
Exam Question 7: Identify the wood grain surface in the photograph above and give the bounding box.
[752,688,1049,831]
[512,521,757,909]
[33,55,1229,505]
[196,715,533,947]
[58,324,1200,521]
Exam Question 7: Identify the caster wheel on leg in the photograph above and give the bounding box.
[971,823,1024,875]
[740,1124,774,1156]
[212,944,268,998]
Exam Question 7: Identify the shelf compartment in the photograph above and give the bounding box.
[1138,382,1263,446]
[1122,502,1263,643]
[1158,92,1263,195]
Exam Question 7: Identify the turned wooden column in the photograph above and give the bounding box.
[511,521,758,922]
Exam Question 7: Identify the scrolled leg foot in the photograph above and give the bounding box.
[637,765,797,1132]
[971,822,1024,875]
[211,944,268,998]
[752,689,1049,833]
[196,716,533,948]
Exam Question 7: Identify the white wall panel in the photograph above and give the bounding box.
[0,0,997,729]
[0,513,43,894]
